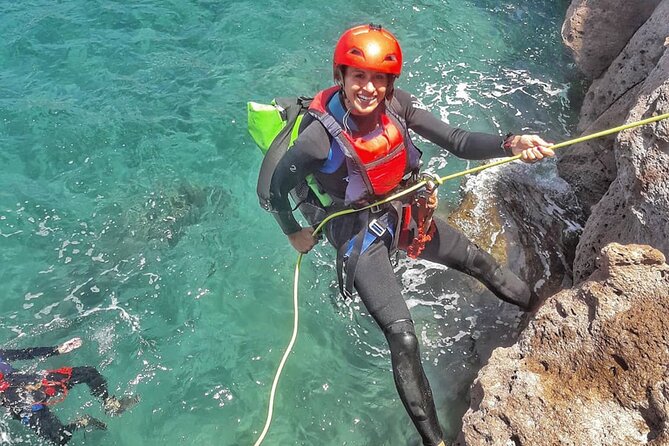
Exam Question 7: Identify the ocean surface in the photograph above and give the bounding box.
[0,1,579,445]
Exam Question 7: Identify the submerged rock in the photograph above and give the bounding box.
[121,182,229,248]
[448,160,583,301]
[457,243,669,446]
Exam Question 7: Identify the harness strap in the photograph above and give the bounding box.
[335,201,405,298]
[387,200,404,253]
[336,211,369,298]
[311,112,376,202]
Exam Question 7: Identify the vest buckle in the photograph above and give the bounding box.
[368,219,386,237]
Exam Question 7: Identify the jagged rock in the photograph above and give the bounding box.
[557,0,669,216]
[455,4,669,446]
[573,49,669,283]
[457,243,669,446]
[577,0,669,131]
[556,83,642,217]
[448,161,584,300]
[561,0,661,80]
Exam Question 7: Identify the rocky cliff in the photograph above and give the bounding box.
[565,0,669,283]
[457,1,669,444]
[457,244,669,446]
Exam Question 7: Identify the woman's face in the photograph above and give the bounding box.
[342,67,389,116]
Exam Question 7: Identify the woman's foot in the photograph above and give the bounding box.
[103,395,140,416]
[72,415,107,431]
[463,244,533,310]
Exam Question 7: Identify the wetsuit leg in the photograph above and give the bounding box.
[384,320,443,446]
[24,406,76,445]
[48,366,109,400]
[418,217,533,310]
[353,240,444,446]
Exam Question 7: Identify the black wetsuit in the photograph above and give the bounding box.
[268,87,532,446]
[0,347,109,445]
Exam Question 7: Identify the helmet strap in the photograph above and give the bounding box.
[334,65,345,88]
[385,76,396,103]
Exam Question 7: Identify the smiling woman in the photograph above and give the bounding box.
[333,24,401,118]
[262,23,556,446]
[341,67,390,117]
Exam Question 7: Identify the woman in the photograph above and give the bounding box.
[267,24,554,446]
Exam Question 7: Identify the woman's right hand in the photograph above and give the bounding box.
[288,227,317,254]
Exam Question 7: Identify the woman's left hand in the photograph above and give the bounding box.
[509,135,555,163]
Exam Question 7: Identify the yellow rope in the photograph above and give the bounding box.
[435,111,669,184]
[252,111,669,445]
[253,254,303,446]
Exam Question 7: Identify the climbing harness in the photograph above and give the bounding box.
[20,367,72,407]
[39,367,72,406]
[252,111,669,445]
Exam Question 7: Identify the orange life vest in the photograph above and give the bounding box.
[308,86,419,205]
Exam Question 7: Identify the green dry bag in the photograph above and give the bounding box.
[247,96,332,212]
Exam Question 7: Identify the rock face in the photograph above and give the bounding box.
[562,0,661,80]
[555,0,669,282]
[573,53,669,283]
[557,0,669,216]
[457,243,669,446]
[457,2,669,445]
[576,1,669,131]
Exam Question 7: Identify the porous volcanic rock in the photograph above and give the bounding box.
[557,0,669,216]
[561,0,661,79]
[572,49,669,284]
[456,243,669,446]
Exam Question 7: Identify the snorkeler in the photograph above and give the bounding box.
[0,337,139,445]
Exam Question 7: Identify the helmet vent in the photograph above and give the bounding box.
[348,48,364,57]
[384,54,397,62]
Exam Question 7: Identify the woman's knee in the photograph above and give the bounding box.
[384,320,419,356]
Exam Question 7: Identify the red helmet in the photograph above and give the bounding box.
[333,24,403,80]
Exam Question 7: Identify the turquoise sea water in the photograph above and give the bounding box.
[1,1,578,445]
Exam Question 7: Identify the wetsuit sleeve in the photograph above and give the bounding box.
[0,347,58,361]
[394,89,506,160]
[268,121,331,235]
